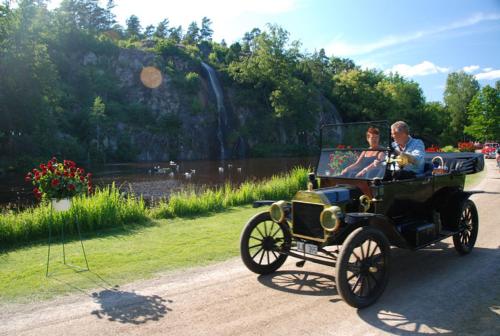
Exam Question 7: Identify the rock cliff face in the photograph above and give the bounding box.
[84,47,340,162]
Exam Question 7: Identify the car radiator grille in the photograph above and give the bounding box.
[292,201,325,240]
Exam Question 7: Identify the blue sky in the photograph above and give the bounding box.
[48,0,500,102]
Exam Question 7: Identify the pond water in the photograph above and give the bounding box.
[0,157,317,209]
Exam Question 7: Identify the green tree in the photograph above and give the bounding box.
[228,24,320,143]
[183,21,199,44]
[200,16,213,41]
[57,0,113,33]
[241,27,261,53]
[154,18,169,39]
[331,69,386,122]
[144,24,154,40]
[125,14,141,38]
[168,25,182,43]
[464,85,500,142]
[423,101,449,144]
[89,96,107,159]
[443,71,479,141]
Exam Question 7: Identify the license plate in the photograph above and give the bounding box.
[296,241,318,255]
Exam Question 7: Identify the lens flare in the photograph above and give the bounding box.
[140,66,162,89]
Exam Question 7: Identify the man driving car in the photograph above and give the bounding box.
[390,121,425,179]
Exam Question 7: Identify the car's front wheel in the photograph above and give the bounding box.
[453,199,479,255]
[335,227,391,308]
[240,211,292,274]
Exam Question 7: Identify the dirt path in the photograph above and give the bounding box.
[1,161,499,336]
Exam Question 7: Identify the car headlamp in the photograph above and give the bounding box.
[269,200,286,222]
[320,206,342,232]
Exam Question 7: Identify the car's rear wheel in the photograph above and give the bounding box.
[335,227,390,308]
[240,211,292,274]
[453,200,478,255]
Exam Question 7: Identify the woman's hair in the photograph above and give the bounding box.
[367,127,380,135]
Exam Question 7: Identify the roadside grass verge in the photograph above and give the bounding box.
[0,206,260,303]
[465,162,487,190]
[0,167,308,248]
[0,186,148,248]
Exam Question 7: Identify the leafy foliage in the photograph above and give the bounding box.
[1,1,496,172]
[464,84,500,142]
[444,71,480,140]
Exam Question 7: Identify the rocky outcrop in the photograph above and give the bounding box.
[83,47,340,162]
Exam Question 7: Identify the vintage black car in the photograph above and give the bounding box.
[240,121,484,308]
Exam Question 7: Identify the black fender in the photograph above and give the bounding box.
[331,213,409,248]
[440,191,481,230]
[253,200,277,208]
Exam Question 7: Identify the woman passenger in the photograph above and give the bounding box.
[341,127,386,178]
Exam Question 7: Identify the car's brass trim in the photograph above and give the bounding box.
[292,233,328,243]
[359,195,371,212]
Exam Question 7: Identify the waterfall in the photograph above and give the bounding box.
[201,62,227,160]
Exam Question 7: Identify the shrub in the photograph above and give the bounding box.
[441,145,460,153]
[0,185,147,248]
[458,141,475,152]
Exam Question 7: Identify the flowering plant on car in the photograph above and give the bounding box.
[328,150,358,174]
[25,157,92,201]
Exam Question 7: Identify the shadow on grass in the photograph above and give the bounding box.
[153,204,251,220]
[0,217,157,254]
[48,269,120,296]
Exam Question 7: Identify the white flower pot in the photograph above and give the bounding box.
[51,198,72,212]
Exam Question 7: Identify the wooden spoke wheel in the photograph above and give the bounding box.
[240,212,292,274]
[335,227,391,308]
[453,200,479,255]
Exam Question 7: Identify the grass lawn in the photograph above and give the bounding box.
[465,162,487,190]
[0,205,261,303]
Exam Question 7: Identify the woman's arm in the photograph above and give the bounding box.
[341,151,365,174]
[356,151,386,177]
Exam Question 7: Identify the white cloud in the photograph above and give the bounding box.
[462,65,480,73]
[326,12,500,56]
[483,67,493,72]
[385,61,449,77]
[475,69,500,80]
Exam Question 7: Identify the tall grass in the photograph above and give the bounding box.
[151,167,308,218]
[0,185,148,248]
[0,168,308,247]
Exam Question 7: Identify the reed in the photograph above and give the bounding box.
[151,167,308,219]
[0,185,148,248]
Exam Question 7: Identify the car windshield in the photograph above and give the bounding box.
[317,121,390,180]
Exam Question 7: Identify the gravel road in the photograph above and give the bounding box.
[1,160,499,336]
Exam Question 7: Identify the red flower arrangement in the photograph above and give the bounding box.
[457,141,475,152]
[426,145,442,153]
[25,157,92,201]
